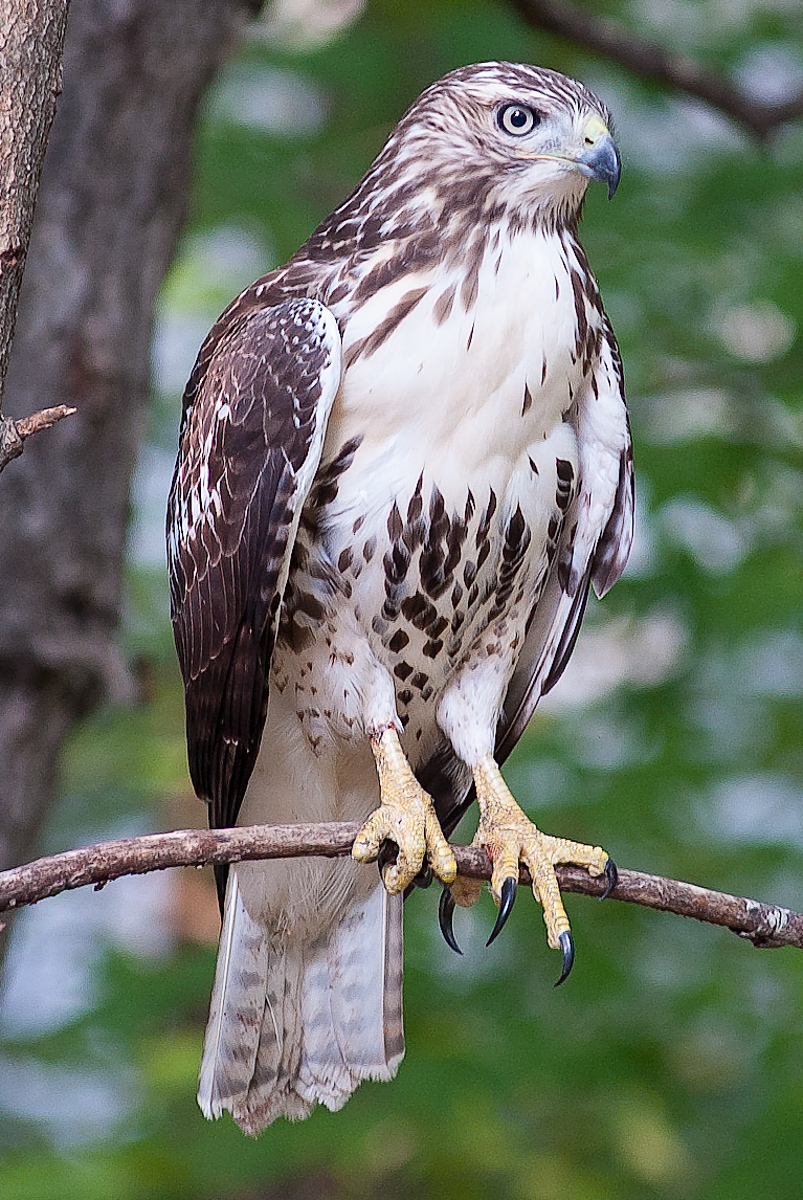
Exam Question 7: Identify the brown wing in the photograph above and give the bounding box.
[167,298,341,843]
[494,436,633,766]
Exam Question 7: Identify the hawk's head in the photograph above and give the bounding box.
[369,62,620,230]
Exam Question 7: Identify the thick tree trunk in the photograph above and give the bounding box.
[0,0,260,959]
[0,0,72,469]
[0,0,68,400]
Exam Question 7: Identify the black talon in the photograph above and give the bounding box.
[554,930,575,987]
[600,858,618,901]
[413,864,434,889]
[486,876,517,947]
[438,887,462,955]
[377,838,398,882]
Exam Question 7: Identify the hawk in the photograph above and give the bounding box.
[167,62,633,1135]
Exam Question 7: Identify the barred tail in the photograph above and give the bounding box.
[198,866,404,1135]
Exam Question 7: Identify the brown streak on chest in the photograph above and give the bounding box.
[433,286,456,326]
[347,286,429,366]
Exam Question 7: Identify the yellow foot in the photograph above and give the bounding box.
[440,755,615,982]
[352,726,457,894]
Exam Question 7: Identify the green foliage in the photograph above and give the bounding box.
[3,1,802,1197]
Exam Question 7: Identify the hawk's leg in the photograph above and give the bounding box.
[352,726,457,894]
[464,755,613,980]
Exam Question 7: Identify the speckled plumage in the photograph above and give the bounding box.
[167,61,633,1134]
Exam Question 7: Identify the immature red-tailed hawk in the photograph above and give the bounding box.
[168,62,633,1134]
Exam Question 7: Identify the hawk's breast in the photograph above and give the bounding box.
[275,225,603,753]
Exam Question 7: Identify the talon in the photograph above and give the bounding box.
[377,838,397,869]
[555,930,574,987]
[486,876,517,947]
[377,838,397,883]
[413,864,434,889]
[601,858,617,900]
[438,887,462,955]
[357,726,456,892]
[471,755,610,965]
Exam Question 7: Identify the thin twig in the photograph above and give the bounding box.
[511,0,803,141]
[0,822,800,950]
[0,404,76,474]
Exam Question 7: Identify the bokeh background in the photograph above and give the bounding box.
[2,0,802,1196]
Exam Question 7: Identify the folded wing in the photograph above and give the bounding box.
[166,298,342,862]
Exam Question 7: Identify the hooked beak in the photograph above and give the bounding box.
[575,114,621,199]
[515,113,622,200]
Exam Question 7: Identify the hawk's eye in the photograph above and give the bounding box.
[497,104,540,136]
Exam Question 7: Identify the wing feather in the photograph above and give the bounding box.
[167,298,341,847]
[497,318,633,760]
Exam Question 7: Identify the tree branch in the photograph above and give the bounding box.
[0,822,800,950]
[510,0,803,141]
[0,404,77,474]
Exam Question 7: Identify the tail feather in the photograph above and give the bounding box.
[296,936,355,1107]
[237,946,310,1132]
[328,882,404,1075]
[198,866,404,1134]
[198,871,268,1120]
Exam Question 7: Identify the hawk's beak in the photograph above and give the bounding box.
[576,115,621,199]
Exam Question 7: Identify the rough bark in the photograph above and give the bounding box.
[0,0,260,962]
[0,0,69,403]
[2,822,801,952]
